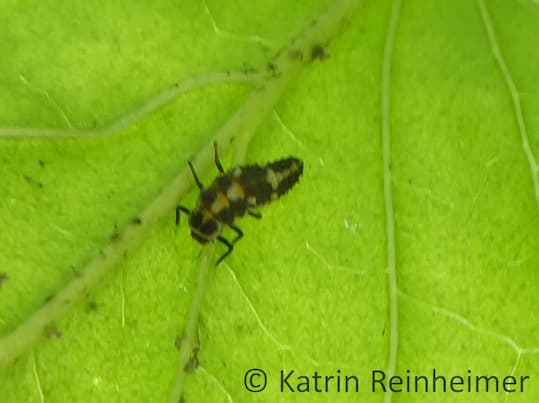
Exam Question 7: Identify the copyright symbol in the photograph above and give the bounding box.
[244,368,267,392]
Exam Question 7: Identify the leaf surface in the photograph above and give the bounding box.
[0,0,537,402]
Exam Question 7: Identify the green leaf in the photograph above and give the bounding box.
[1,0,538,402]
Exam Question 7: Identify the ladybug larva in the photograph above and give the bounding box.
[176,142,303,264]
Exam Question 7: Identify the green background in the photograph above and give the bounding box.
[0,0,538,402]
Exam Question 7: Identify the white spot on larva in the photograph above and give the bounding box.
[247,196,257,205]
[227,182,243,201]
[266,168,279,190]
[271,192,278,201]
[232,167,242,178]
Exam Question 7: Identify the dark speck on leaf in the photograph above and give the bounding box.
[184,356,198,372]
[0,272,8,287]
[174,336,183,350]
[23,174,44,188]
[311,44,328,61]
[288,48,303,61]
[71,265,82,277]
[111,223,120,240]
[44,324,61,339]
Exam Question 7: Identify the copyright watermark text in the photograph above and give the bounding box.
[242,368,531,394]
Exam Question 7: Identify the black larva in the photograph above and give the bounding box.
[176,143,303,264]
